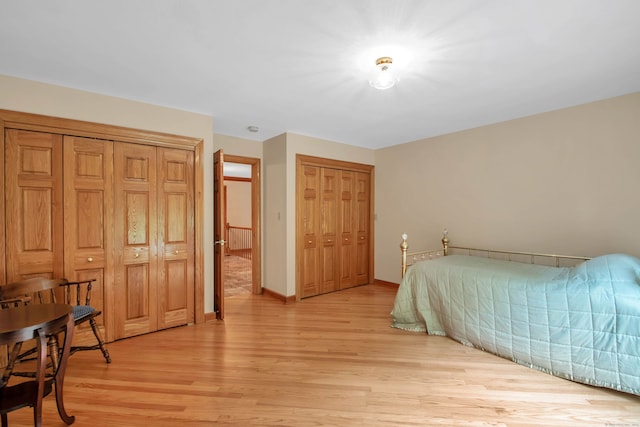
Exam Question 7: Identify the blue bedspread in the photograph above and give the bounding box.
[391,254,640,395]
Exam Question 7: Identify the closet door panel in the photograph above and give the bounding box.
[157,148,194,329]
[63,136,113,342]
[5,129,63,280]
[355,172,370,285]
[320,168,338,294]
[299,165,320,298]
[339,170,355,289]
[114,142,158,339]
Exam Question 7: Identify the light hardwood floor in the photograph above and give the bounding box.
[224,254,252,298]
[7,284,640,426]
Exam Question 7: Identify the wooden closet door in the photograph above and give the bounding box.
[320,168,338,294]
[298,165,321,298]
[157,148,194,329]
[339,170,356,289]
[63,136,113,342]
[4,129,63,281]
[355,172,370,285]
[113,142,158,339]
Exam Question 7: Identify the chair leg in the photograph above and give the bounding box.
[47,335,60,373]
[1,412,7,427]
[2,342,22,386]
[89,318,111,363]
[9,339,59,379]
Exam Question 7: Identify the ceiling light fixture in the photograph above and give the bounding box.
[369,56,398,90]
[247,125,259,133]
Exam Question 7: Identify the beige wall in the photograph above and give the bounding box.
[0,74,217,313]
[374,93,640,283]
[225,180,252,228]
[263,134,288,295]
[214,133,263,158]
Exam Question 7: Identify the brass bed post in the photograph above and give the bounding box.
[442,229,449,256]
[401,233,408,278]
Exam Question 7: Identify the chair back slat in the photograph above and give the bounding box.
[60,279,95,306]
[0,296,31,309]
[0,277,68,304]
[85,280,93,305]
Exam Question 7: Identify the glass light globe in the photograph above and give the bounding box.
[369,57,398,90]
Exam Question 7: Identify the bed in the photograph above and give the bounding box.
[391,231,640,396]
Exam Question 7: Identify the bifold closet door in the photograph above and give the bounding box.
[113,142,158,339]
[338,170,355,290]
[320,167,339,294]
[113,143,195,339]
[354,172,370,285]
[298,165,340,297]
[3,117,197,343]
[63,136,113,343]
[297,161,372,298]
[299,165,321,298]
[4,129,64,281]
[157,148,195,330]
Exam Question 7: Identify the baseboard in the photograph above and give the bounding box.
[207,282,394,315]
[262,288,297,304]
[374,278,399,288]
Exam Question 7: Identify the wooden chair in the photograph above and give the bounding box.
[0,279,64,379]
[0,277,111,370]
[0,296,32,387]
[59,279,111,362]
[0,302,75,427]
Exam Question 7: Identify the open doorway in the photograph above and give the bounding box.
[224,162,252,297]
[222,155,261,299]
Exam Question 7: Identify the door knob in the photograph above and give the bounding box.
[214,240,226,246]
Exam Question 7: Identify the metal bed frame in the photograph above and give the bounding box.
[400,229,591,278]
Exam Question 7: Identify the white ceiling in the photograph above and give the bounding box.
[1,1,639,149]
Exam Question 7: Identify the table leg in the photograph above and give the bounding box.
[54,314,75,425]
[34,328,47,427]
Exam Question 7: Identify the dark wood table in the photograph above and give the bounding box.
[0,304,75,426]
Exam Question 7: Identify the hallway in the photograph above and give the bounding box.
[223,254,252,297]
